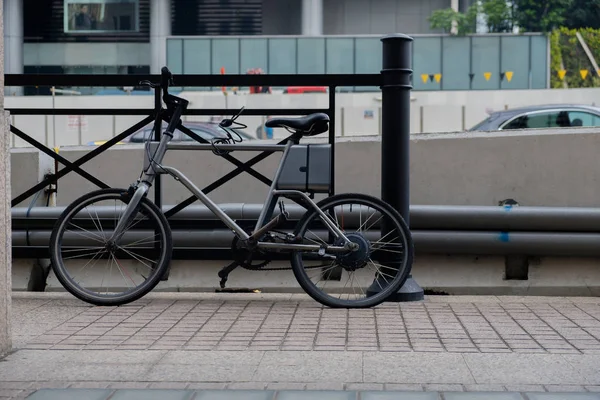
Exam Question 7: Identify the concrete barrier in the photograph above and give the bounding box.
[11,255,600,297]
[36,126,600,208]
[10,126,600,296]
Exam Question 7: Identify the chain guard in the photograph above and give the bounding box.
[231,234,276,271]
[230,230,330,272]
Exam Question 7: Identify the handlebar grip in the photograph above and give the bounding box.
[160,66,172,89]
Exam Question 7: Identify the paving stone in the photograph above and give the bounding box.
[29,382,72,390]
[27,388,113,400]
[0,389,24,397]
[526,394,600,400]
[504,385,546,392]
[443,393,523,400]
[543,385,588,392]
[110,389,195,400]
[227,382,268,390]
[464,354,588,385]
[384,384,424,391]
[186,383,228,390]
[276,391,355,400]
[425,384,464,392]
[463,385,506,392]
[148,382,190,389]
[360,392,440,399]
[0,382,33,390]
[266,383,307,390]
[345,383,384,391]
[108,382,150,389]
[194,390,275,400]
[68,382,112,389]
[363,353,474,384]
[305,383,345,391]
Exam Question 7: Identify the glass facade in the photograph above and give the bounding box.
[167,34,549,91]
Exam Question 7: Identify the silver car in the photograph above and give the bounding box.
[469,104,600,131]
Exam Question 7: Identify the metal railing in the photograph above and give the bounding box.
[5,72,382,256]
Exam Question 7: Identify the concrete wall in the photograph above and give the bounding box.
[10,148,54,208]
[7,87,600,148]
[12,255,596,296]
[37,126,600,208]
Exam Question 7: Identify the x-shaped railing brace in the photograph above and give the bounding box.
[10,112,292,218]
[10,115,155,207]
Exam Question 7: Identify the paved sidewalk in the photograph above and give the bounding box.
[2,292,600,399]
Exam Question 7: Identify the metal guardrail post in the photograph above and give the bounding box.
[367,33,424,302]
[153,86,162,209]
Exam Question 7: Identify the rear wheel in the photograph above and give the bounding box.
[49,188,172,306]
[290,193,413,308]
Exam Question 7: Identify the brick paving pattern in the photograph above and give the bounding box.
[4,381,600,397]
[16,296,600,354]
[5,294,600,399]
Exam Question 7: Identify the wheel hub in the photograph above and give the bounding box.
[335,233,371,271]
[105,241,118,253]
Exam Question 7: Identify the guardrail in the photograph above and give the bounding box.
[6,73,380,210]
[13,203,600,258]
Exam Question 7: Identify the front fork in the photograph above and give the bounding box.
[108,182,151,244]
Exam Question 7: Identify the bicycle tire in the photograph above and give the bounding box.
[49,188,173,306]
[290,193,414,308]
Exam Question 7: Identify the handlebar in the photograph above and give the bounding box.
[138,66,175,106]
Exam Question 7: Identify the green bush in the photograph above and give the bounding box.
[550,27,600,88]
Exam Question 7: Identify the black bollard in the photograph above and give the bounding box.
[366,33,424,302]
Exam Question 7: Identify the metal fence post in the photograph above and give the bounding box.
[367,33,424,302]
[153,86,162,209]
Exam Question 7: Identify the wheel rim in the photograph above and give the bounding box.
[293,197,409,306]
[53,191,168,301]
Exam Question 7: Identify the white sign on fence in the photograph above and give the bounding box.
[67,115,88,133]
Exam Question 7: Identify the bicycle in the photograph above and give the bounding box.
[49,66,414,309]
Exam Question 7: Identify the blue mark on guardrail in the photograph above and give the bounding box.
[499,232,510,242]
[503,205,512,211]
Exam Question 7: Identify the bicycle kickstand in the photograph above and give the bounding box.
[218,261,239,289]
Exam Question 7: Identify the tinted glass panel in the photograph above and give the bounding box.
[64,0,139,33]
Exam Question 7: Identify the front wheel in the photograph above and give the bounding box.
[49,188,173,306]
[290,193,413,308]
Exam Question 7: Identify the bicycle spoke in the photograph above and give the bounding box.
[117,246,155,270]
[53,190,170,305]
[63,249,109,260]
[293,195,411,308]
[66,222,105,242]
[112,252,136,288]
[121,233,160,248]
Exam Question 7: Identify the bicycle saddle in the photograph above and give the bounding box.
[265,113,330,136]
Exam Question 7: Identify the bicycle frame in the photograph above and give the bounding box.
[109,106,355,255]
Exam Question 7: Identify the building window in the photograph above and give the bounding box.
[64,0,139,33]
